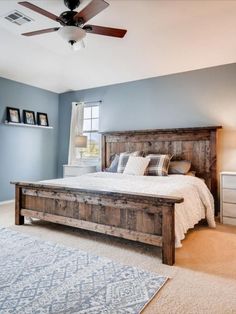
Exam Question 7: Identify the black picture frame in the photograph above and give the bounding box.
[6,107,21,123]
[37,112,49,126]
[23,110,36,125]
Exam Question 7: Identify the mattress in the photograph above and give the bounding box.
[41,172,216,248]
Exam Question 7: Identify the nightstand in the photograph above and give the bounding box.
[63,165,97,178]
[220,172,236,226]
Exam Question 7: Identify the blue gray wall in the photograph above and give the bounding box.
[2,63,236,199]
[0,77,59,201]
[58,63,236,177]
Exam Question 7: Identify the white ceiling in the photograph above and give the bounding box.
[0,0,236,93]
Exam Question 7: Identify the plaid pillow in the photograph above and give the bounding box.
[105,154,120,173]
[117,151,142,173]
[145,154,171,176]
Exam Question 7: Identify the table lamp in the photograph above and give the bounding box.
[75,135,87,159]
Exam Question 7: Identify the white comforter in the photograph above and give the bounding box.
[41,172,216,248]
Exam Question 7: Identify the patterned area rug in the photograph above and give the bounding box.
[0,227,168,314]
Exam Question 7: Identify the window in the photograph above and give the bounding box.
[81,104,100,161]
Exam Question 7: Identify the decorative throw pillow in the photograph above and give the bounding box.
[169,160,191,175]
[123,156,150,176]
[105,154,120,173]
[117,151,142,173]
[145,154,171,176]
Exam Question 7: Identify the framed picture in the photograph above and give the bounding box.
[6,107,21,123]
[23,110,36,125]
[37,112,49,126]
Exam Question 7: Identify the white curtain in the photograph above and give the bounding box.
[68,102,84,165]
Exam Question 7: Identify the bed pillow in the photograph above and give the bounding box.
[123,156,150,176]
[169,160,191,175]
[105,154,120,173]
[117,151,142,173]
[145,154,171,176]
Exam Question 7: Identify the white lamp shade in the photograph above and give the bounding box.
[75,135,87,148]
[58,26,86,42]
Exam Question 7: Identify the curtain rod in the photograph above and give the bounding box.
[76,100,102,105]
[76,100,102,106]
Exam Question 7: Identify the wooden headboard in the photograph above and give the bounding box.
[101,126,222,210]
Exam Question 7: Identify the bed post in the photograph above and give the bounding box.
[101,134,106,170]
[210,129,218,215]
[15,185,24,225]
[162,204,175,265]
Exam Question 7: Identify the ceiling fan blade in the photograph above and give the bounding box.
[83,25,127,38]
[22,27,60,37]
[18,1,61,22]
[74,0,109,24]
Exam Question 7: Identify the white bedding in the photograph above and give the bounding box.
[41,172,216,248]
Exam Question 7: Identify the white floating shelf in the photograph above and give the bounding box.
[4,122,53,129]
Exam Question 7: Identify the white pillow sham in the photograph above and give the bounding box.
[117,151,142,173]
[123,156,150,176]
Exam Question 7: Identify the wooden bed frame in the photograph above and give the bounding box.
[13,126,221,265]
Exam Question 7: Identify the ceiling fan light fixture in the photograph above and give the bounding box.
[18,1,127,43]
[71,39,85,51]
[58,26,86,44]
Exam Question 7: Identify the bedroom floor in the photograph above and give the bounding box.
[1,202,236,314]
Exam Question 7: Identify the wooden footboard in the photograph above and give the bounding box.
[13,182,183,265]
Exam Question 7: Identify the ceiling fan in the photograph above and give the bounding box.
[18,0,127,49]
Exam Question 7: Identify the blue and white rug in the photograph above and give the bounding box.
[0,227,168,314]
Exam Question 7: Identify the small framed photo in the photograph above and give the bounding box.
[6,107,21,123]
[23,110,36,125]
[37,112,49,126]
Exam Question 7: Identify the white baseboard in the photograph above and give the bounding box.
[0,199,14,205]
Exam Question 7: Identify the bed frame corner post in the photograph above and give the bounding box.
[210,129,218,215]
[15,185,24,225]
[101,134,106,170]
[162,204,175,265]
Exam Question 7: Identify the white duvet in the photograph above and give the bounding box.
[41,172,216,248]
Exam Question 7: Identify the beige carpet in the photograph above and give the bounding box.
[1,202,236,314]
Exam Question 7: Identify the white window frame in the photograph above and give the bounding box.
[77,102,101,166]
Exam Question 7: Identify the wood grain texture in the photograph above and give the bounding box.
[22,27,59,37]
[12,183,183,205]
[162,205,175,265]
[21,209,163,247]
[12,126,221,266]
[18,2,61,22]
[210,130,218,214]
[13,182,183,265]
[84,25,127,38]
[101,126,221,208]
[15,186,24,225]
